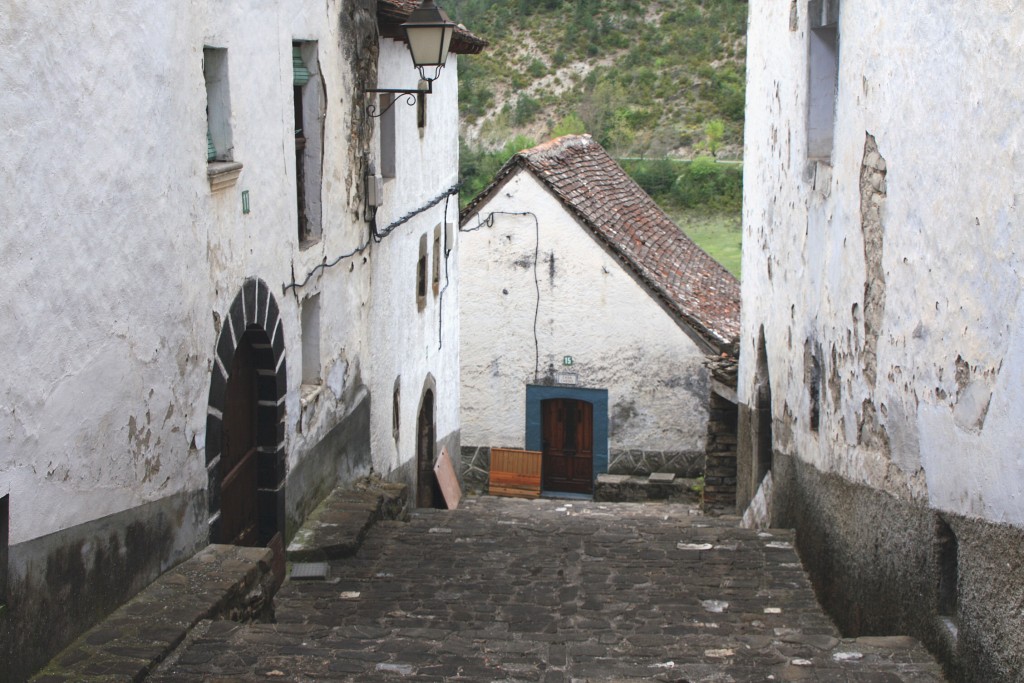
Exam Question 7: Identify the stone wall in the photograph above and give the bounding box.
[460,445,491,495]
[702,392,738,513]
[772,450,1024,682]
[607,449,704,478]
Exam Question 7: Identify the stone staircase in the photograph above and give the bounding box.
[31,479,409,682]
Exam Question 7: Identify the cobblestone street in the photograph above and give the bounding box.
[152,496,944,682]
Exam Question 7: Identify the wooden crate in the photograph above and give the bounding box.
[489,447,542,499]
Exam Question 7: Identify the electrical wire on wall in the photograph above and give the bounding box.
[461,210,542,382]
[282,183,460,295]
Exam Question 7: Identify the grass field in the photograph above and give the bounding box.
[667,209,743,279]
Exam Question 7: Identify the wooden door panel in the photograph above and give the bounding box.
[541,399,594,494]
[220,335,260,546]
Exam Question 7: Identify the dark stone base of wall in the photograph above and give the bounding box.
[285,393,372,541]
[460,445,491,494]
[772,451,1024,682]
[0,489,207,683]
[594,475,701,504]
[608,449,703,478]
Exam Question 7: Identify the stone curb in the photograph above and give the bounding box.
[286,482,409,563]
[30,544,275,683]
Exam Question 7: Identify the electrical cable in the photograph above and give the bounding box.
[283,182,460,294]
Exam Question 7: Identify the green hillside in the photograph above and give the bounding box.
[450,0,747,278]
[450,0,748,158]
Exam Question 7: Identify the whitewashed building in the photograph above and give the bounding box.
[740,1,1024,679]
[0,1,483,678]
[459,135,740,495]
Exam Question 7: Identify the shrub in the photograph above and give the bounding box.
[671,157,743,211]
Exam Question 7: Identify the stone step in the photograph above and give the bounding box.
[286,481,408,563]
[31,544,276,683]
[31,479,410,682]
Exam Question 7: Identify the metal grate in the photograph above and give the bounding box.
[290,562,329,580]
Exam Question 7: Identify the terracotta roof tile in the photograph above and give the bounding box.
[462,134,740,349]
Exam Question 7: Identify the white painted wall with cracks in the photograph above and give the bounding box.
[740,0,1024,525]
[459,170,709,455]
[0,1,462,545]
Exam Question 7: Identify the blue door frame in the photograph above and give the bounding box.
[525,385,609,488]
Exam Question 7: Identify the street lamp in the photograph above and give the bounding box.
[403,0,456,82]
[367,0,457,118]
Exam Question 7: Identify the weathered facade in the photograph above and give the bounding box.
[0,2,483,679]
[740,1,1024,679]
[459,135,739,494]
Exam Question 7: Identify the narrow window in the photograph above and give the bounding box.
[301,294,321,386]
[1,494,8,610]
[416,234,428,311]
[380,94,397,179]
[204,47,232,161]
[807,0,839,161]
[805,340,822,432]
[432,225,442,296]
[392,378,401,443]
[294,41,323,246]
[936,517,959,626]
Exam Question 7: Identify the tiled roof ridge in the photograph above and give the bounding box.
[513,136,740,348]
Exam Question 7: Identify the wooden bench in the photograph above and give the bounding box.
[489,447,542,499]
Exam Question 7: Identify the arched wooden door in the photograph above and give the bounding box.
[541,398,594,494]
[416,389,442,508]
[220,332,260,546]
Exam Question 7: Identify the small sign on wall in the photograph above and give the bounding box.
[563,356,574,366]
[555,372,578,386]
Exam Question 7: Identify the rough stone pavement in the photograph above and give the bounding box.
[152,496,945,682]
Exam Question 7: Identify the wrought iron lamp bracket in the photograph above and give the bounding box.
[365,81,433,119]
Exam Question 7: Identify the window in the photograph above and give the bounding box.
[392,378,401,443]
[204,47,233,162]
[380,94,397,179]
[936,517,959,625]
[416,234,428,311]
[301,294,321,386]
[807,0,839,161]
[1,494,8,612]
[804,340,822,432]
[432,225,442,296]
[294,41,323,246]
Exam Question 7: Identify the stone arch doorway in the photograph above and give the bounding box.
[206,278,287,546]
[415,384,443,508]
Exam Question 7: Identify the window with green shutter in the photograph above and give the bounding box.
[204,47,233,162]
[293,45,310,86]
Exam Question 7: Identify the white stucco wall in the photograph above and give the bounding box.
[366,38,461,475]
[460,170,709,456]
[741,0,1024,525]
[0,1,462,546]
